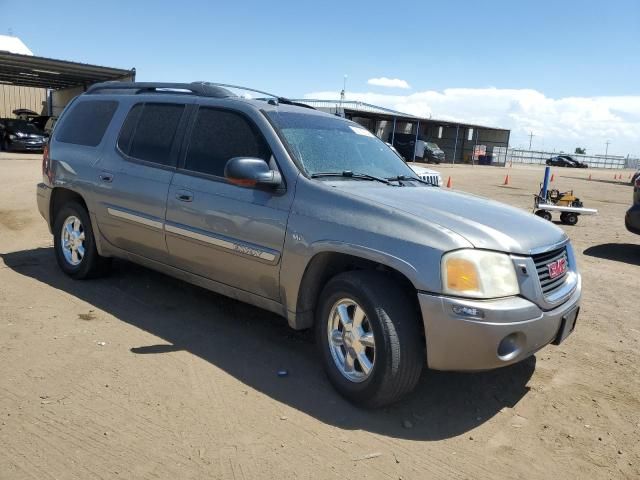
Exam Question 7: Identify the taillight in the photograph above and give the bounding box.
[42,144,53,183]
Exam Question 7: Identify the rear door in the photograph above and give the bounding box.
[164,105,292,301]
[92,100,191,262]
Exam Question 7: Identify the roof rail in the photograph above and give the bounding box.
[85,82,234,98]
[85,81,315,109]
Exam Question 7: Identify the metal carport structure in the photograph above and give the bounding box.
[296,99,511,165]
[0,50,134,116]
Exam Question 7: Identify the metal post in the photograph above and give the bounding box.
[413,120,420,161]
[541,166,551,200]
[473,127,479,166]
[452,125,459,165]
[391,117,396,146]
[504,130,511,167]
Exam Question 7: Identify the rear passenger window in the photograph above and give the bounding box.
[56,100,118,147]
[118,103,185,166]
[184,108,270,177]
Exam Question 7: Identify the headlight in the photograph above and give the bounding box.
[9,134,17,140]
[442,249,519,298]
[16,132,27,138]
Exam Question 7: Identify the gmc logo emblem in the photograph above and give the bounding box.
[547,258,567,279]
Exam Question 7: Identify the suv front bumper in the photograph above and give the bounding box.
[418,277,581,371]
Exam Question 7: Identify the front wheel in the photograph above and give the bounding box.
[535,210,552,221]
[316,271,424,407]
[53,201,111,279]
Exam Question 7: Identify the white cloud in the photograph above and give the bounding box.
[367,77,411,89]
[304,88,640,157]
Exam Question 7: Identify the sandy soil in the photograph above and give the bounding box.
[0,156,638,479]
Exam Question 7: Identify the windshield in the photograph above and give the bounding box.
[4,120,42,134]
[426,142,440,150]
[267,111,418,179]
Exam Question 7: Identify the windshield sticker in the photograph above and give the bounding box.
[349,126,375,137]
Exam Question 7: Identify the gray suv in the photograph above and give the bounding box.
[37,82,581,407]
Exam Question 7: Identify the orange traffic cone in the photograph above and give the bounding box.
[588,174,592,181]
[550,173,555,182]
[446,176,452,188]
[503,174,510,185]
[614,173,618,180]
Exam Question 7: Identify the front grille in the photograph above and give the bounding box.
[532,247,569,296]
[419,173,440,186]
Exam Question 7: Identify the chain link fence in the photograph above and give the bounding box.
[506,149,638,169]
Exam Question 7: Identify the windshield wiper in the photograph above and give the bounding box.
[311,171,394,185]
[386,175,436,186]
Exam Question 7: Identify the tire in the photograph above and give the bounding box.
[535,210,552,221]
[316,271,424,407]
[53,201,111,279]
[560,212,578,226]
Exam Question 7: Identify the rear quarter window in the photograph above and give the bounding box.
[55,100,118,147]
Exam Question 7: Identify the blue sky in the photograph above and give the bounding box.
[1,0,639,155]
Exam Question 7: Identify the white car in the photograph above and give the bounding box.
[409,163,443,187]
[385,143,442,186]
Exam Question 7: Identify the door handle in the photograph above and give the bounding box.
[175,190,193,202]
[99,172,114,183]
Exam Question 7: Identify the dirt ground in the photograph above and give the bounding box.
[1,154,639,479]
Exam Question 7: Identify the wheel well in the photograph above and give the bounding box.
[49,188,88,229]
[295,252,422,330]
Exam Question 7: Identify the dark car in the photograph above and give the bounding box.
[630,169,640,186]
[626,175,640,234]
[0,119,48,152]
[389,133,444,163]
[546,155,588,168]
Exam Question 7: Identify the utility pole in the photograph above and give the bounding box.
[528,131,535,151]
[338,75,347,117]
[340,74,347,102]
[605,140,611,158]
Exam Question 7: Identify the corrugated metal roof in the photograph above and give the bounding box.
[294,99,419,117]
[0,50,134,90]
[295,98,508,131]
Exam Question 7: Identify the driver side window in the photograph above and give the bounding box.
[184,108,271,177]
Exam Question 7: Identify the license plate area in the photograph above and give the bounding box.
[552,306,579,345]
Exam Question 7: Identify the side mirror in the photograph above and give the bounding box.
[224,157,282,188]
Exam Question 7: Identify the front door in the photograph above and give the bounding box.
[164,106,292,301]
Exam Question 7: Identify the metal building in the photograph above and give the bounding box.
[296,99,511,165]
[0,35,134,120]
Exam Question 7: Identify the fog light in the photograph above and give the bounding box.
[497,332,525,361]
[451,305,485,318]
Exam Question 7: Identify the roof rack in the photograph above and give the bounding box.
[85,81,315,109]
[85,82,234,98]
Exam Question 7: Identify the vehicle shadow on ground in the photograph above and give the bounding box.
[1,247,536,441]
[583,243,640,266]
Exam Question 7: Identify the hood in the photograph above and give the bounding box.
[334,182,567,254]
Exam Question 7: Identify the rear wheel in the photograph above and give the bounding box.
[560,212,579,225]
[53,202,110,279]
[316,271,424,407]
